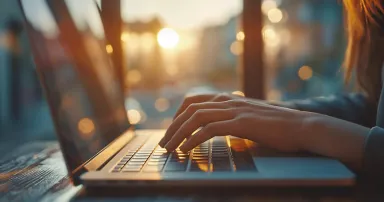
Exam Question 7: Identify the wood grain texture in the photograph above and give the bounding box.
[0,141,359,202]
[0,142,71,201]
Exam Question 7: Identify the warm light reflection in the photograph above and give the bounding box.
[127,69,142,85]
[157,28,180,49]
[262,27,280,47]
[140,33,156,53]
[198,163,209,172]
[78,118,95,138]
[106,44,113,54]
[261,0,277,14]
[121,32,130,42]
[127,109,142,125]
[236,31,245,41]
[268,8,283,23]
[298,66,313,80]
[230,41,243,56]
[155,97,170,112]
[267,89,282,101]
[232,91,245,97]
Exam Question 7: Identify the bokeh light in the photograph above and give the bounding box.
[262,27,280,47]
[155,97,170,112]
[232,91,245,97]
[126,69,142,85]
[236,31,245,41]
[127,109,142,124]
[230,41,243,56]
[157,28,180,49]
[261,0,277,14]
[267,8,283,23]
[78,118,95,138]
[121,32,130,42]
[298,66,313,80]
[105,44,113,54]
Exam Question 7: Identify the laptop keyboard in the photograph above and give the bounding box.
[111,135,256,173]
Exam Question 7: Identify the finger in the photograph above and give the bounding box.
[174,93,235,120]
[159,102,229,147]
[164,109,235,151]
[173,94,216,120]
[179,120,236,152]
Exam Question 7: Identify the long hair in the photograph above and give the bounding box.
[343,0,384,103]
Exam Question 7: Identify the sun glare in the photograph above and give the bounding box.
[157,28,180,49]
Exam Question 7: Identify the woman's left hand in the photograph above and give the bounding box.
[159,99,312,153]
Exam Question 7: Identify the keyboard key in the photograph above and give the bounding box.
[133,154,151,158]
[194,151,208,154]
[150,155,168,159]
[122,167,141,172]
[164,162,187,172]
[192,156,209,160]
[132,155,149,159]
[212,162,232,171]
[127,161,145,166]
[171,156,187,160]
[147,161,166,166]
[143,165,164,172]
[169,159,187,164]
[149,158,167,162]
[153,152,168,155]
[190,164,209,172]
[191,160,209,164]
[192,154,208,157]
[129,158,147,162]
[136,152,152,155]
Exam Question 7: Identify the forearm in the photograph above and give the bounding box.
[268,94,377,128]
[299,113,370,170]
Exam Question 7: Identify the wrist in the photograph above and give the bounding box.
[296,112,324,151]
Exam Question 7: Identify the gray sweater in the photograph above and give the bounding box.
[285,92,382,180]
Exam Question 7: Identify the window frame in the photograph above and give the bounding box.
[242,0,264,99]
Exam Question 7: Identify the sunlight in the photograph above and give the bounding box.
[157,28,180,49]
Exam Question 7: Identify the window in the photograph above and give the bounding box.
[0,0,54,143]
[261,0,350,102]
[0,0,350,141]
[122,0,244,129]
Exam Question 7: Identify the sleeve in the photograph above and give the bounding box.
[362,126,384,181]
[272,93,377,128]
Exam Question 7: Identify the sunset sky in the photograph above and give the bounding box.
[121,0,242,29]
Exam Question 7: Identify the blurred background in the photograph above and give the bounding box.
[0,0,351,148]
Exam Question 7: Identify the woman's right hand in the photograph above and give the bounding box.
[173,93,262,120]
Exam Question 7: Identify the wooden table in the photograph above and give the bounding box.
[0,141,382,201]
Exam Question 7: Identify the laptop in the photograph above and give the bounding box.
[19,0,355,188]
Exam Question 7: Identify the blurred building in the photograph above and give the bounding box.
[0,0,52,140]
[197,16,239,90]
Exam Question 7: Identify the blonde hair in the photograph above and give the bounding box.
[343,0,384,103]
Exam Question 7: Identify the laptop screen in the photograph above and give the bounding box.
[19,0,130,174]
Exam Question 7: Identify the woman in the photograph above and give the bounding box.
[159,0,384,180]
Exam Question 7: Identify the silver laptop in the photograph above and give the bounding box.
[19,0,355,188]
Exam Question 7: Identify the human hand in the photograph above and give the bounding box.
[173,93,264,120]
[159,96,310,153]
